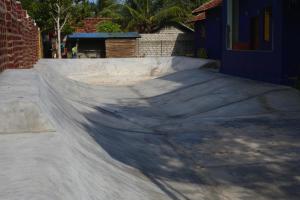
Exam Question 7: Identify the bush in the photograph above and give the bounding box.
[197,48,208,59]
[96,21,122,32]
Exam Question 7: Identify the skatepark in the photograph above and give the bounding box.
[1,57,300,200]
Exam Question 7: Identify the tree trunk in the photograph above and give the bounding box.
[57,18,62,59]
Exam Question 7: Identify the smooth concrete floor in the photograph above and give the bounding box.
[0,57,300,200]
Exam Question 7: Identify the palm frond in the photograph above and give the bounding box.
[152,6,186,24]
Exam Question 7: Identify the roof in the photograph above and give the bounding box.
[68,32,140,39]
[74,17,112,33]
[152,22,194,33]
[188,13,206,23]
[192,0,222,14]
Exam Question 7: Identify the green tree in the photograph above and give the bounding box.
[21,0,95,58]
[47,0,74,58]
[20,0,53,32]
[73,0,96,23]
[96,0,122,20]
[122,0,186,33]
[162,0,211,24]
[166,0,210,10]
[96,21,122,32]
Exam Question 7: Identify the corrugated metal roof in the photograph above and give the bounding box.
[68,32,140,39]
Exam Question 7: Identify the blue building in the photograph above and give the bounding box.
[191,0,223,60]
[222,0,300,84]
[193,0,300,85]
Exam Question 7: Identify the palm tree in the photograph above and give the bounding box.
[122,0,186,33]
[165,0,210,11]
[96,0,122,20]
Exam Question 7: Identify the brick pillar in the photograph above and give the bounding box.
[21,8,27,66]
[0,0,7,71]
[5,0,13,68]
[11,0,20,68]
[17,2,25,68]
[33,25,39,63]
[23,13,30,68]
[15,1,23,68]
[28,18,34,67]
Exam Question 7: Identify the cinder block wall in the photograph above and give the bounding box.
[0,0,39,72]
[137,33,194,57]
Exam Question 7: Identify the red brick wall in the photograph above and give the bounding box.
[75,17,111,33]
[0,0,39,72]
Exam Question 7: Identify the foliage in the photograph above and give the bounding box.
[19,0,211,58]
[20,0,94,33]
[62,23,75,35]
[96,0,122,20]
[197,48,208,59]
[165,0,210,10]
[19,0,52,32]
[121,0,186,33]
[71,0,96,25]
[20,0,210,34]
[96,21,122,32]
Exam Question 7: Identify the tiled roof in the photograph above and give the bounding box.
[192,0,223,14]
[188,13,206,23]
[152,22,194,33]
[75,17,111,33]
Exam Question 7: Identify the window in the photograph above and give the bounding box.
[264,7,272,42]
[227,0,273,51]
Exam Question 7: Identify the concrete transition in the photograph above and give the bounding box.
[0,57,300,200]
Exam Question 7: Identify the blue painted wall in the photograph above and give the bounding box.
[238,0,273,50]
[194,21,205,56]
[221,0,285,84]
[194,6,222,60]
[193,0,300,84]
[282,2,300,83]
[205,7,222,59]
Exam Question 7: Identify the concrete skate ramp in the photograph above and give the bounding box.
[39,57,214,85]
[0,101,54,134]
[1,57,300,200]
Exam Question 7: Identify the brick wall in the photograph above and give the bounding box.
[137,33,194,57]
[0,0,39,72]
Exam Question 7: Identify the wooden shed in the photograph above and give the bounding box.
[67,32,140,58]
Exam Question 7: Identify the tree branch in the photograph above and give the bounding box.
[50,12,59,23]
[60,13,70,30]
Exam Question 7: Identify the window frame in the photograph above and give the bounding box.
[226,0,274,52]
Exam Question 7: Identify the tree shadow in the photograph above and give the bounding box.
[171,34,195,57]
[72,59,300,200]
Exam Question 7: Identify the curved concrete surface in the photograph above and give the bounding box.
[0,57,300,200]
[42,57,213,85]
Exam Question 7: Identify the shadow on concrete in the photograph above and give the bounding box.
[73,59,300,200]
